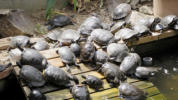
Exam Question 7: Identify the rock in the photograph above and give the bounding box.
[139,5,153,15]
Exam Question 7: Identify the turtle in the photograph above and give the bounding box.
[120,53,141,76]
[70,43,80,56]
[78,15,103,37]
[111,20,126,33]
[0,63,12,72]
[8,35,31,51]
[70,85,91,100]
[19,65,45,87]
[8,48,22,62]
[114,28,138,41]
[98,62,127,87]
[142,57,153,66]
[31,40,49,51]
[29,90,46,100]
[107,43,129,63]
[94,50,108,66]
[135,66,160,79]
[160,15,177,30]
[89,29,114,48]
[119,83,147,100]
[132,24,151,37]
[45,14,73,30]
[44,29,63,42]
[43,64,78,87]
[172,19,178,30]
[112,3,132,20]
[81,75,103,91]
[17,47,47,71]
[56,46,80,72]
[80,41,96,63]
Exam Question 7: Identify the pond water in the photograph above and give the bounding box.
[150,49,178,100]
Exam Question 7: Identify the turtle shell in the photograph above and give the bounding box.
[113,3,132,20]
[114,28,138,41]
[90,29,114,46]
[20,65,45,87]
[94,50,108,65]
[111,20,126,33]
[9,35,30,48]
[161,15,177,27]
[29,90,46,100]
[32,40,49,51]
[45,29,63,42]
[107,43,129,63]
[57,46,76,64]
[70,43,80,56]
[132,24,150,37]
[120,53,141,75]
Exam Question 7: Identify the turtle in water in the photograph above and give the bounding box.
[107,43,129,63]
[98,62,127,87]
[56,46,80,72]
[112,3,132,20]
[120,53,141,76]
[132,24,151,37]
[135,66,160,79]
[81,75,103,91]
[17,47,47,71]
[8,35,31,51]
[114,28,138,41]
[89,29,114,48]
[160,15,177,30]
[29,90,46,100]
[31,40,49,51]
[45,14,73,30]
[70,85,91,100]
[0,63,12,72]
[94,49,108,66]
[43,64,78,87]
[119,83,147,100]
[70,43,80,57]
[80,41,96,63]
[19,65,45,88]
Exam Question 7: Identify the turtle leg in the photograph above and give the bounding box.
[74,62,81,70]
[16,61,22,68]
[66,64,71,73]
[48,24,56,31]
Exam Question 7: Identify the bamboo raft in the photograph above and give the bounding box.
[10,30,178,100]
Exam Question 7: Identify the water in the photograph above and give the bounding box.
[150,50,178,100]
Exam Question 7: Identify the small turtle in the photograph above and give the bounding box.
[44,64,78,87]
[0,63,12,72]
[111,20,126,33]
[8,35,31,51]
[45,29,63,42]
[81,75,103,90]
[78,15,103,37]
[98,62,127,87]
[70,85,91,100]
[107,43,129,63]
[114,28,138,41]
[45,15,73,30]
[17,47,47,71]
[56,46,80,72]
[132,24,151,37]
[19,65,45,87]
[160,15,177,29]
[135,66,160,79]
[29,90,46,100]
[119,83,147,100]
[9,48,22,62]
[70,43,80,56]
[80,42,96,63]
[172,20,178,30]
[31,40,49,51]
[89,29,114,48]
[120,53,141,76]
[112,3,132,20]
[94,50,108,66]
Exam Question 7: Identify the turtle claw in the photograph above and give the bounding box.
[66,64,71,73]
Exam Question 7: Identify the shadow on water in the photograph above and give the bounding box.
[149,48,178,100]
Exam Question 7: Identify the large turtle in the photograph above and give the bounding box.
[56,46,80,72]
[43,64,78,87]
[112,3,132,20]
[94,49,108,66]
[17,48,47,71]
[70,85,91,100]
[119,83,147,100]
[107,43,129,63]
[114,28,138,41]
[120,53,141,76]
[89,29,114,48]
[19,65,45,87]
[81,75,103,91]
[29,90,46,100]
[31,40,49,51]
[8,35,31,51]
[45,14,73,30]
[80,42,96,63]
[98,62,127,87]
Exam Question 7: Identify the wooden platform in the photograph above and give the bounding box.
[12,48,167,100]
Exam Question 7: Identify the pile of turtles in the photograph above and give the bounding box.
[7,3,177,100]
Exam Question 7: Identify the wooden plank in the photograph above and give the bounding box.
[158,30,178,40]
[40,48,59,59]
[147,94,167,100]
[0,37,10,50]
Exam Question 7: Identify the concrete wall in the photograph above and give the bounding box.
[0,0,67,12]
